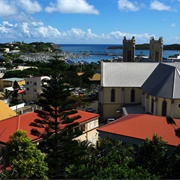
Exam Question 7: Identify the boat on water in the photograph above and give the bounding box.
[167,54,180,62]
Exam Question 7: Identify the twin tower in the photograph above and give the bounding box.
[123,36,163,62]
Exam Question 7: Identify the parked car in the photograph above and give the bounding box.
[107,118,115,124]
[85,107,96,113]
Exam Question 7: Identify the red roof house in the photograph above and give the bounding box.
[98,114,180,148]
[0,110,99,145]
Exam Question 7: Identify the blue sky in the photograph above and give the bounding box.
[0,0,180,44]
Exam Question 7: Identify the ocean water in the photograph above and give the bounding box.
[59,44,180,63]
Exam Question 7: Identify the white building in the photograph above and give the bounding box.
[25,76,50,101]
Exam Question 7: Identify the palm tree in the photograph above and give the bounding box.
[1,89,12,104]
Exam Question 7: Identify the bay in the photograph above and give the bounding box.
[59,44,180,63]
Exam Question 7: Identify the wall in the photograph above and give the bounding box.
[100,87,143,119]
[144,94,180,118]
[74,118,99,145]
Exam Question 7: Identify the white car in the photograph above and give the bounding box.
[107,118,115,124]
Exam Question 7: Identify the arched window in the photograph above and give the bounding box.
[162,100,167,116]
[151,98,154,114]
[130,89,135,102]
[111,89,115,102]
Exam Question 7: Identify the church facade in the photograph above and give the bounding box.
[99,62,180,121]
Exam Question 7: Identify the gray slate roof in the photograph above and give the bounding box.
[142,63,180,99]
[101,62,158,87]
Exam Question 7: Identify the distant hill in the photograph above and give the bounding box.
[0,42,61,53]
[107,44,180,50]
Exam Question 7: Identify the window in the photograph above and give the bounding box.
[178,104,180,109]
[81,124,85,132]
[33,82,37,85]
[151,98,154,114]
[26,81,29,85]
[111,89,115,102]
[130,89,135,102]
[162,100,167,116]
[90,121,94,129]
[26,87,29,91]
[75,127,79,132]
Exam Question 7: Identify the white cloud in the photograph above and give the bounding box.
[3,21,13,27]
[17,0,42,14]
[118,0,140,11]
[45,0,99,15]
[0,19,61,41]
[150,1,172,11]
[170,23,176,27]
[0,0,41,19]
[0,20,154,44]
[0,0,17,17]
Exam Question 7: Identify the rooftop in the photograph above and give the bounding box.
[98,114,180,147]
[0,110,99,144]
[101,62,158,87]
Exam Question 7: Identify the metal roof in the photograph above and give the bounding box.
[101,62,158,87]
[142,63,180,99]
[2,77,24,82]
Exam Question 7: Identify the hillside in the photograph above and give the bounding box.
[0,42,61,53]
[107,44,180,50]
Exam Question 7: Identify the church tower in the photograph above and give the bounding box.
[149,37,163,62]
[123,36,135,62]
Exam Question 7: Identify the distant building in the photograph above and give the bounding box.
[149,37,163,62]
[0,78,25,91]
[25,76,50,101]
[123,36,135,62]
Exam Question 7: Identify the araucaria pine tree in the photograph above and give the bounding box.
[30,60,82,178]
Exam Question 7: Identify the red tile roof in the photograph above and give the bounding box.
[18,89,25,94]
[0,110,99,144]
[98,114,180,147]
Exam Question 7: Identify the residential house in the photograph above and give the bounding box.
[98,114,180,152]
[0,110,99,147]
[0,77,25,91]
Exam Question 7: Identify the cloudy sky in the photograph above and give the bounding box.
[0,0,180,44]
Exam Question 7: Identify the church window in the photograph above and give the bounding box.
[130,89,135,102]
[111,89,115,102]
[162,100,167,116]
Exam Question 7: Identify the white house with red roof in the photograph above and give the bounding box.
[0,110,99,147]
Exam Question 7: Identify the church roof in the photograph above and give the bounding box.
[142,63,180,99]
[101,62,158,87]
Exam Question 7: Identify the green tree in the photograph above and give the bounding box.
[0,130,48,179]
[134,134,172,178]
[64,137,158,179]
[10,80,20,106]
[166,115,180,138]
[92,164,158,180]
[1,89,12,103]
[30,73,82,178]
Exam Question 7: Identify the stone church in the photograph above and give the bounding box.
[122,36,163,62]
